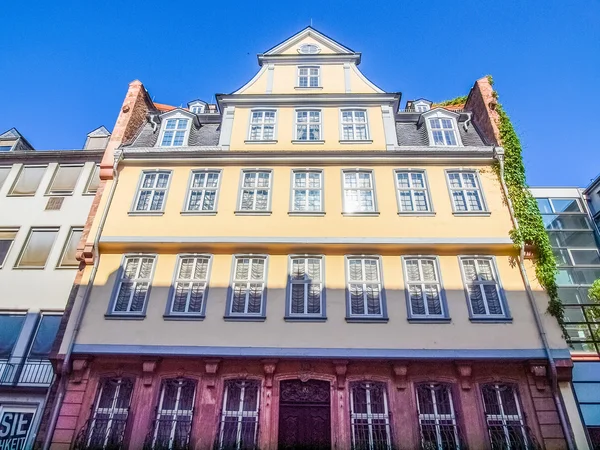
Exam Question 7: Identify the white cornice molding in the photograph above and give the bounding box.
[218,93,399,107]
[258,54,361,66]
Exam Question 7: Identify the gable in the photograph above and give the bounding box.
[263,27,354,56]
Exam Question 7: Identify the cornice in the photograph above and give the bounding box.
[217,92,400,108]
[0,149,104,164]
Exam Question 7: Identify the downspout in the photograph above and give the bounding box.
[495,148,575,450]
[43,151,124,450]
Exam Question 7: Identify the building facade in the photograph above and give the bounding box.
[0,127,106,449]
[45,28,585,449]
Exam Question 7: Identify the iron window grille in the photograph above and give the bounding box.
[161,119,189,147]
[112,256,155,314]
[298,66,320,87]
[75,377,134,450]
[291,170,323,212]
[447,171,484,212]
[349,381,392,450]
[146,378,196,450]
[395,171,431,213]
[295,110,322,141]
[347,258,383,317]
[343,171,376,213]
[416,383,461,449]
[404,258,444,318]
[230,256,267,316]
[170,256,211,315]
[239,171,271,211]
[289,257,323,316]
[481,384,538,449]
[460,257,505,317]
[217,380,260,450]
[341,110,369,140]
[185,170,220,212]
[134,171,171,212]
[249,110,276,141]
[429,118,458,146]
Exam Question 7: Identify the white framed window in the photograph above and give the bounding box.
[481,384,532,448]
[47,164,83,195]
[218,380,260,449]
[229,256,267,317]
[298,44,320,54]
[349,381,392,450]
[342,170,376,213]
[159,118,190,147]
[395,170,431,213]
[429,118,458,146]
[346,257,383,317]
[415,102,430,113]
[446,171,485,212]
[403,257,445,319]
[0,229,18,269]
[291,170,323,212]
[133,171,171,212]
[0,166,11,190]
[248,110,276,141]
[416,383,461,449]
[169,255,211,315]
[28,313,62,360]
[185,170,220,212]
[295,110,322,141]
[460,257,506,318]
[85,378,134,449]
[111,255,156,314]
[15,228,59,269]
[298,66,320,87]
[8,165,47,196]
[84,164,101,195]
[341,110,369,140]
[191,106,203,114]
[238,170,272,212]
[57,227,83,268]
[150,378,196,449]
[288,256,323,317]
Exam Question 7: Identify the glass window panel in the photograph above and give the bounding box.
[58,228,83,267]
[553,249,572,266]
[29,315,62,358]
[0,315,25,357]
[542,214,591,230]
[17,229,58,268]
[0,167,11,190]
[536,199,553,214]
[551,198,582,213]
[0,229,17,267]
[557,287,587,305]
[548,231,598,248]
[571,250,600,265]
[85,165,101,194]
[49,165,83,194]
[10,166,46,196]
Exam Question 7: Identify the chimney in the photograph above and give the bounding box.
[465,76,501,146]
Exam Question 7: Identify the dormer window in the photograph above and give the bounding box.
[160,118,189,147]
[413,100,431,113]
[298,66,320,88]
[298,44,320,54]
[190,105,204,114]
[429,118,457,146]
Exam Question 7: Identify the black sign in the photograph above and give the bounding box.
[0,411,34,450]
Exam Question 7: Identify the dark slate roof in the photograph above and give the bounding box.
[128,120,220,148]
[395,118,488,147]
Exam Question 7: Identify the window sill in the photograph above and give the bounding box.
[452,211,491,217]
[345,316,389,323]
[407,317,452,324]
[180,210,217,216]
[398,211,436,217]
[294,86,323,90]
[291,140,325,144]
[342,212,380,217]
[128,211,165,216]
[224,315,266,322]
[339,140,373,144]
[12,266,45,270]
[55,265,79,270]
[469,317,512,323]
[105,314,146,320]
[285,316,327,322]
[234,210,272,216]
[244,140,278,144]
[82,192,98,196]
[44,192,74,197]
[288,211,326,217]
[163,314,205,321]
[6,194,35,198]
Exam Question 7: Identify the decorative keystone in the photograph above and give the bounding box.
[71,358,89,384]
[204,359,221,388]
[262,360,278,388]
[529,362,548,391]
[333,360,348,390]
[392,363,408,390]
[455,362,473,390]
[142,360,159,386]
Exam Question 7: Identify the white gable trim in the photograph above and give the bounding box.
[263,27,353,56]
[349,64,384,94]
[232,66,268,95]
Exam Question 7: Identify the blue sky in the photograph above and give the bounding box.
[1,1,598,186]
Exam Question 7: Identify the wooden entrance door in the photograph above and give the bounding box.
[278,379,331,450]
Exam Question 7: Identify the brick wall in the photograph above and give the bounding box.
[465,76,500,146]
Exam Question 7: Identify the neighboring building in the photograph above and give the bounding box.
[45,28,584,449]
[585,175,600,230]
[531,185,600,447]
[0,127,107,449]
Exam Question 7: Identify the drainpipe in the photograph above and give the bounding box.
[494,148,575,450]
[42,151,124,450]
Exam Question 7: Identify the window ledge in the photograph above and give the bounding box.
[291,140,325,144]
[288,211,326,217]
[44,192,74,197]
[244,140,278,144]
[105,314,146,320]
[234,210,272,216]
[345,317,389,323]
[6,194,35,198]
[407,317,452,324]
[163,314,205,321]
[13,266,45,270]
[398,211,436,217]
[180,211,217,216]
[128,211,165,216]
[224,315,266,322]
[469,317,512,323]
[339,140,373,144]
[342,212,380,217]
[452,211,491,217]
[285,316,327,322]
[295,86,323,90]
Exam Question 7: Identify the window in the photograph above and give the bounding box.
[248,110,276,141]
[0,229,18,268]
[481,384,535,449]
[291,170,323,213]
[0,166,11,190]
[416,383,461,449]
[111,256,156,315]
[415,102,430,113]
[85,164,101,195]
[229,256,267,318]
[238,170,272,212]
[342,170,377,214]
[149,379,196,449]
[429,118,458,146]
[28,314,62,359]
[133,171,171,213]
[298,44,320,54]
[218,380,260,450]
[346,257,384,319]
[446,171,486,212]
[395,170,431,213]
[83,378,134,449]
[288,256,324,318]
[341,110,369,140]
[0,146,12,152]
[160,118,189,147]
[0,315,25,358]
[47,164,83,195]
[403,257,446,319]
[9,165,46,196]
[169,255,211,316]
[295,110,322,141]
[298,66,320,87]
[58,228,83,268]
[190,105,205,114]
[185,170,220,212]
[460,257,508,319]
[15,228,59,269]
[349,382,392,450]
